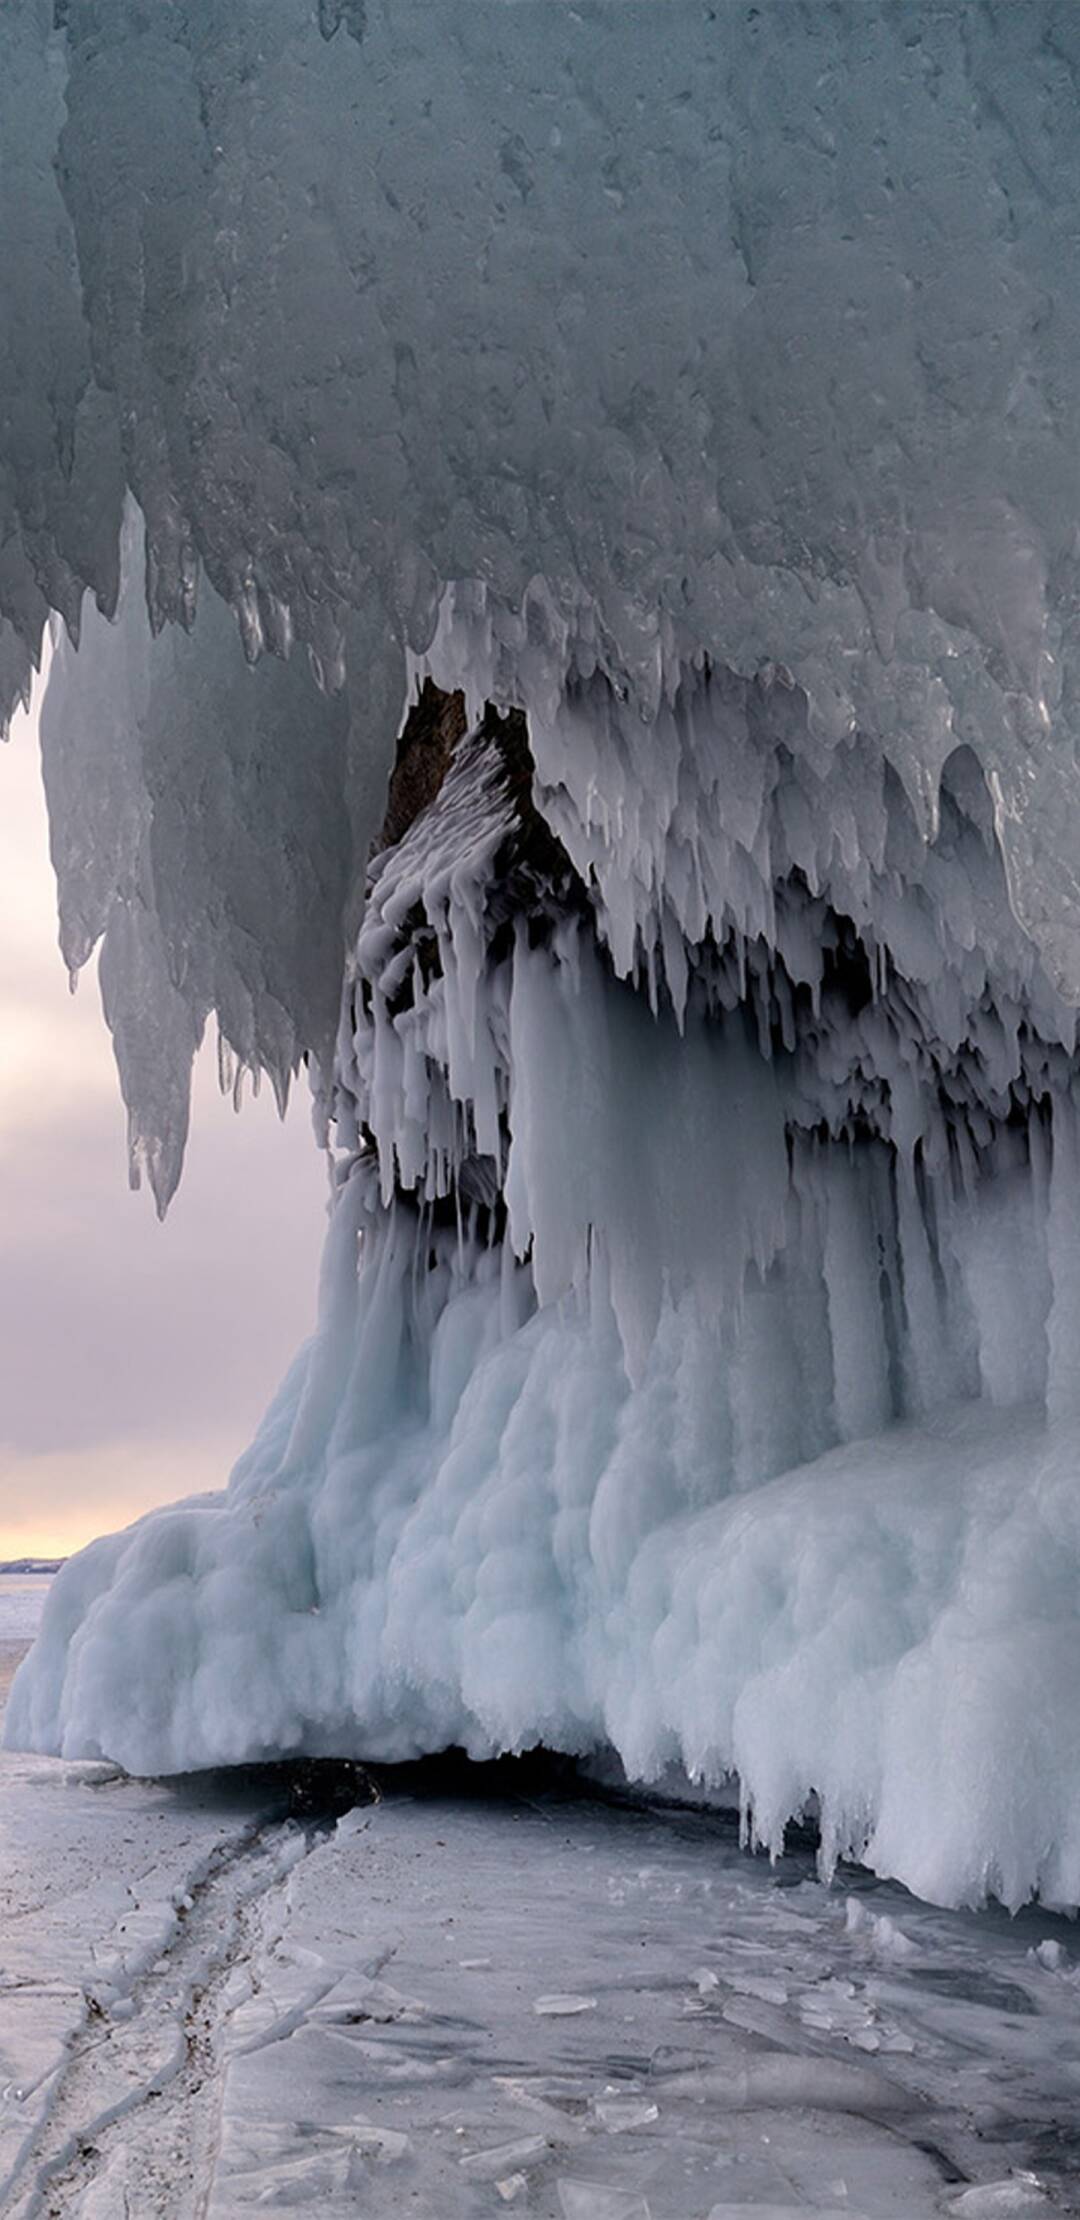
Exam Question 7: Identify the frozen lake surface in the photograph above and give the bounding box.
[0,1575,51,1661]
[0,1577,51,1723]
[1,1601,1078,2218]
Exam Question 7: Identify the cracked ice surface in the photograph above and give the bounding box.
[0,1624,299,2217]
[4,1616,1080,2220]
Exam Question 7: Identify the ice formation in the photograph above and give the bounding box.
[6,1,1080,1911]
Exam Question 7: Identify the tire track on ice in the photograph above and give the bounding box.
[3,1810,313,2220]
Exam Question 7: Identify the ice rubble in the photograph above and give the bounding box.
[7,2,1080,1910]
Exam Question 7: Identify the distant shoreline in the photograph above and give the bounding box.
[0,1559,65,1576]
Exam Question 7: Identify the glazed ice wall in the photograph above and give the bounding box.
[7,2,1080,1909]
[14,688,1080,1915]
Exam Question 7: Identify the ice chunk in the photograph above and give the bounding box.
[1031,1940,1070,1975]
[707,2210,863,2220]
[558,2185,651,2220]
[947,2178,1053,2217]
[592,2099,659,2133]
[845,1899,919,1965]
[661,2054,915,2115]
[351,2125,409,2165]
[460,2135,552,2181]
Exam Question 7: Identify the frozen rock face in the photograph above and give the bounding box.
[7,3,1080,1909]
[15,680,1080,1913]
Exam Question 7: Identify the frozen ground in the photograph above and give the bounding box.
[2,1597,1080,2218]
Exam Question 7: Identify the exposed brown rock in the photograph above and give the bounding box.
[376,679,468,853]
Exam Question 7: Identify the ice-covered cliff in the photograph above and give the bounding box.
[7,0,1080,1910]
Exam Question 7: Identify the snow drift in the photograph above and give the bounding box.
[6,0,1080,1910]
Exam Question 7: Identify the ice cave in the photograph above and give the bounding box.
[6,0,1080,1914]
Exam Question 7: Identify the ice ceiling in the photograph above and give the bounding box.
[8,1,1080,1910]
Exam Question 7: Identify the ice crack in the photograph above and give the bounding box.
[2,1810,317,2220]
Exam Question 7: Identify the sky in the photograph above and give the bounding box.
[0,681,327,1560]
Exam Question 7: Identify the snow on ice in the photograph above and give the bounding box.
[5,1,1080,1919]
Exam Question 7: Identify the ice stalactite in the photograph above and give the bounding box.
[15,662,1080,1914]
[38,513,400,1210]
[4,0,1080,1163]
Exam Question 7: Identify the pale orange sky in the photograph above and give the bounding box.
[0,684,328,1559]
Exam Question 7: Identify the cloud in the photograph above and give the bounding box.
[0,695,328,1555]
[0,1432,245,1559]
